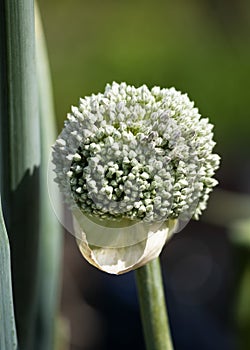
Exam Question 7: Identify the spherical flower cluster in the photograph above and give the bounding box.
[53,82,220,224]
[52,82,220,274]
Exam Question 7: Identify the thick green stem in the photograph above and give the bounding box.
[135,257,174,350]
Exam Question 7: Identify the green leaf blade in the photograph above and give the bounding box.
[0,198,18,350]
[0,1,41,349]
[34,4,63,349]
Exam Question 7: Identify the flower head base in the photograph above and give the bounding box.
[52,82,220,274]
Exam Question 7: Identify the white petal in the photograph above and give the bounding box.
[73,210,176,274]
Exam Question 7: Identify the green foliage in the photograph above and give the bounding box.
[0,1,62,349]
[0,199,17,350]
[0,1,40,348]
[35,6,62,349]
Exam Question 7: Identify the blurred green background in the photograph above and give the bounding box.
[38,0,250,157]
[37,1,250,349]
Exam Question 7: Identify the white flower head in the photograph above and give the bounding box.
[51,82,220,274]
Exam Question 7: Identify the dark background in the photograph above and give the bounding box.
[38,1,250,349]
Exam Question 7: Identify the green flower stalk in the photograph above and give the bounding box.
[52,82,220,274]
